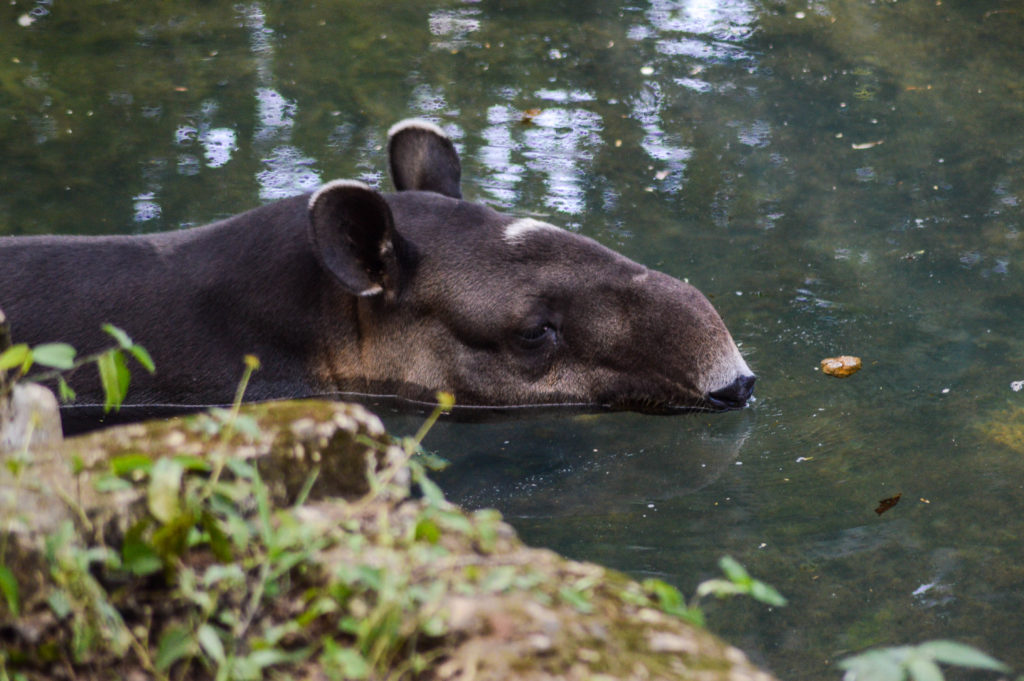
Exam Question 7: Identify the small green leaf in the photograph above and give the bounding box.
[433,508,473,535]
[247,647,303,669]
[232,413,262,439]
[148,458,184,524]
[129,344,156,373]
[0,565,20,615]
[47,590,72,619]
[479,566,517,593]
[839,647,913,681]
[695,577,745,600]
[321,638,369,679]
[718,555,752,585]
[173,454,211,472]
[200,511,233,562]
[31,343,76,370]
[559,586,594,613]
[918,640,1010,672]
[111,453,153,477]
[57,376,77,402]
[749,579,788,607]
[354,565,384,591]
[0,344,31,372]
[905,654,944,681]
[155,624,195,671]
[643,578,685,611]
[122,537,162,576]
[414,517,441,544]
[93,473,134,493]
[202,564,245,588]
[226,458,257,480]
[97,349,131,412]
[197,623,226,665]
[413,450,450,471]
[102,323,134,349]
[417,475,446,506]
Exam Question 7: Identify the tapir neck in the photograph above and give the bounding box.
[144,195,366,402]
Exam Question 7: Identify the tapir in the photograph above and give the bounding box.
[0,120,754,425]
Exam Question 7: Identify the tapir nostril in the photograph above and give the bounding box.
[707,374,756,409]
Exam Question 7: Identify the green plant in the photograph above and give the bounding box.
[0,323,154,411]
[642,555,787,627]
[24,383,461,680]
[838,640,1011,681]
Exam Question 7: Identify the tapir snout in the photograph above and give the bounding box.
[0,119,754,419]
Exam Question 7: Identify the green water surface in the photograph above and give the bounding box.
[3,1,1024,678]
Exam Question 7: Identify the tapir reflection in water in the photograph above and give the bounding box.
[0,120,754,426]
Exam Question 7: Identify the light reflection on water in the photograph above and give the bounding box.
[243,4,322,201]
[3,0,1024,677]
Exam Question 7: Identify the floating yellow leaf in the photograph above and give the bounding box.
[820,355,862,377]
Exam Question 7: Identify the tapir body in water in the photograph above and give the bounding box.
[0,120,754,424]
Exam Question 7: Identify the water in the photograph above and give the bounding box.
[3,1,1024,677]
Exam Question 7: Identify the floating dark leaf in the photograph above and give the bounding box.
[875,492,901,516]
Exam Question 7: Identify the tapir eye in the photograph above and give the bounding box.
[518,323,556,350]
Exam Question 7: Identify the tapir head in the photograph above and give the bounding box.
[306,120,754,413]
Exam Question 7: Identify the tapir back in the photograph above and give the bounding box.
[0,195,339,404]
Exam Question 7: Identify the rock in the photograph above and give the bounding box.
[0,383,63,452]
[0,307,63,452]
[0,400,779,681]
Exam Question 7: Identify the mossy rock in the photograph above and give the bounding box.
[0,399,777,681]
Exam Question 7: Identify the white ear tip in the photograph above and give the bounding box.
[309,179,373,211]
[387,118,449,141]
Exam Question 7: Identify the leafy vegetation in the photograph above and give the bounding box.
[0,323,153,411]
[0,379,788,680]
[839,640,1011,681]
[641,555,787,629]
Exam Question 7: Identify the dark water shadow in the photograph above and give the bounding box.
[383,409,755,519]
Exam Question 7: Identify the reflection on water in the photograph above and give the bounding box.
[477,93,603,216]
[242,4,322,201]
[631,0,757,62]
[3,0,1024,677]
[428,6,482,51]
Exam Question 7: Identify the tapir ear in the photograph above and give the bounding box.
[387,119,462,199]
[308,180,399,297]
